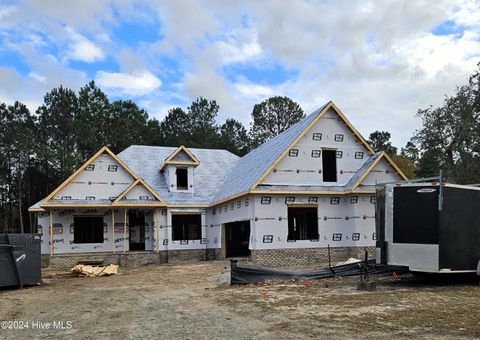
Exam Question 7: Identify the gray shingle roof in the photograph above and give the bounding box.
[345,152,382,188]
[28,102,389,210]
[117,145,239,205]
[28,200,44,211]
[212,103,329,203]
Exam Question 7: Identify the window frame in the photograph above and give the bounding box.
[175,167,189,190]
[322,149,337,182]
[171,214,202,241]
[73,216,104,244]
[287,207,318,241]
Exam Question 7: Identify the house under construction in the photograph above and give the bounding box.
[29,101,407,267]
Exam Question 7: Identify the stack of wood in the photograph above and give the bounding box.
[71,264,119,277]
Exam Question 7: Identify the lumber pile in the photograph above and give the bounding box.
[71,264,119,277]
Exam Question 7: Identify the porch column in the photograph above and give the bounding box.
[123,209,127,253]
[49,210,53,256]
[112,210,115,254]
[155,209,160,253]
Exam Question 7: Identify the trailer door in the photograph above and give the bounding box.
[393,186,439,244]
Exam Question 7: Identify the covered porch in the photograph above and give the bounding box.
[35,202,165,256]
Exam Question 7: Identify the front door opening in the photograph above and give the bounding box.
[322,149,337,182]
[225,221,251,258]
[129,210,145,251]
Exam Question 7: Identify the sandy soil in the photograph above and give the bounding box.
[0,261,479,339]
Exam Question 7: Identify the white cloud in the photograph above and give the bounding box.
[0,5,17,25]
[65,28,105,63]
[215,30,262,64]
[234,82,273,97]
[96,70,162,96]
[2,0,480,148]
[391,32,480,79]
[450,0,480,28]
[28,72,46,83]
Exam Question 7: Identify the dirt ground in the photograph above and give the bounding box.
[1,261,480,340]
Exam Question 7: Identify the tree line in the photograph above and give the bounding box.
[0,82,304,233]
[368,64,480,184]
[2,64,480,232]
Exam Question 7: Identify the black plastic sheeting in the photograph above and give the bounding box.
[230,259,405,285]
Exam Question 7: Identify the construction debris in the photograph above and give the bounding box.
[71,264,119,277]
[335,257,361,266]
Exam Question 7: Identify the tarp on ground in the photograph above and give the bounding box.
[230,259,402,285]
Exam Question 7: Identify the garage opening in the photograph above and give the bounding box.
[129,210,145,251]
[225,221,251,258]
[172,214,201,240]
[288,207,318,241]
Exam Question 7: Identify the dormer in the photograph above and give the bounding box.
[160,146,200,193]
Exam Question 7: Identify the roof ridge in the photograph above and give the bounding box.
[242,104,327,157]
[119,145,239,156]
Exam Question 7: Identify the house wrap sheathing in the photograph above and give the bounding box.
[29,101,407,266]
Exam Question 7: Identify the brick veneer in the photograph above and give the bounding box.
[248,247,376,267]
[45,249,224,269]
[44,247,374,269]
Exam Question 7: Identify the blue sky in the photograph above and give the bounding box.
[0,0,479,147]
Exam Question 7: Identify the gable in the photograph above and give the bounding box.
[358,157,404,186]
[171,150,194,162]
[165,145,199,164]
[54,154,135,200]
[213,101,377,204]
[43,147,139,203]
[122,182,156,200]
[112,178,165,205]
[260,106,372,187]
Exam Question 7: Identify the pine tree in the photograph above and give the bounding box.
[250,96,304,148]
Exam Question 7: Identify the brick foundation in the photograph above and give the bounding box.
[160,249,213,263]
[44,247,373,269]
[206,248,223,261]
[248,247,376,267]
[45,248,224,269]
